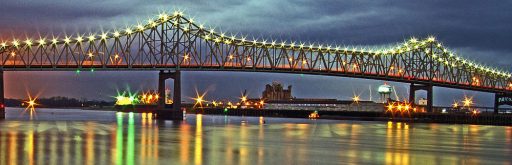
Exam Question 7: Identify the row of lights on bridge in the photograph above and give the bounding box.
[1,10,511,79]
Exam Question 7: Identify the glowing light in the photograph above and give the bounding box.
[352,95,360,103]
[125,28,133,34]
[116,95,134,105]
[113,31,121,38]
[12,39,20,47]
[24,97,38,109]
[76,36,83,43]
[195,96,204,105]
[24,39,32,46]
[64,37,71,44]
[463,96,473,107]
[452,101,459,108]
[427,36,436,42]
[0,42,6,48]
[88,35,96,41]
[100,33,108,40]
[137,24,145,31]
[88,52,94,57]
[37,38,46,46]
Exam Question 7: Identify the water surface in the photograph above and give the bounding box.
[0,108,511,165]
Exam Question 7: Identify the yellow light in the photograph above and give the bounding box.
[28,100,35,106]
[241,96,247,102]
[137,24,145,31]
[452,101,458,108]
[229,55,234,59]
[463,96,473,107]
[125,28,133,34]
[76,36,83,43]
[113,31,120,37]
[12,39,19,47]
[88,35,95,41]
[52,38,58,44]
[352,95,360,103]
[100,33,108,40]
[195,96,203,104]
[24,39,32,46]
[88,52,94,57]
[38,38,46,46]
[64,37,71,44]
[0,42,6,47]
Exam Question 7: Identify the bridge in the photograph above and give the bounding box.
[1,11,512,118]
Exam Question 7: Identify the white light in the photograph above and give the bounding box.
[64,37,71,44]
[101,33,108,40]
[88,35,95,41]
[125,28,133,34]
[76,36,83,43]
[52,38,58,44]
[24,39,32,46]
[113,31,120,37]
[137,24,145,31]
[12,39,19,47]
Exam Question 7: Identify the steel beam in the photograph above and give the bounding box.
[0,70,4,119]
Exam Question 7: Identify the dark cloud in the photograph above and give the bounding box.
[0,0,510,106]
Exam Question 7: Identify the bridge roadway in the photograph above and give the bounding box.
[1,11,512,118]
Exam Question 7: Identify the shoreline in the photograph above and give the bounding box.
[76,106,512,126]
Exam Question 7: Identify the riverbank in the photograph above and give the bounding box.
[79,106,512,126]
[189,108,512,126]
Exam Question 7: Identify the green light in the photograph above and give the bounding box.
[224,108,228,113]
[90,68,94,72]
[75,69,80,74]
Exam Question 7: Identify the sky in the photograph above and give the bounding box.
[1,0,511,106]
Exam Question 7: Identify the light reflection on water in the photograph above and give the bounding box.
[0,108,511,165]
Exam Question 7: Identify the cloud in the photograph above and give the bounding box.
[1,0,511,106]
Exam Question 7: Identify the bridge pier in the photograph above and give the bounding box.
[409,83,433,112]
[494,93,512,114]
[157,70,183,120]
[0,71,4,119]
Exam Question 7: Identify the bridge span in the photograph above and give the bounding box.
[1,11,512,118]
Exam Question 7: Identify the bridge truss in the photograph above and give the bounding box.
[0,11,511,94]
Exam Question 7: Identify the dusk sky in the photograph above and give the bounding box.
[1,0,511,106]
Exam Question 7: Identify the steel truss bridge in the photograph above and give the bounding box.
[0,11,512,113]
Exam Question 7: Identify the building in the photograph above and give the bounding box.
[263,99,384,112]
[262,82,292,100]
[242,82,385,112]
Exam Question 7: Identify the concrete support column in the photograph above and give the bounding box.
[409,84,415,105]
[157,70,183,120]
[0,71,4,119]
[426,85,433,113]
[494,93,499,114]
[172,70,181,112]
[157,70,167,110]
[410,83,433,112]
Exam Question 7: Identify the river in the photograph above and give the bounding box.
[0,108,511,165]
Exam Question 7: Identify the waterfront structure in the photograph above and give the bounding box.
[263,99,384,112]
[1,11,512,118]
[378,83,392,103]
[262,82,292,101]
